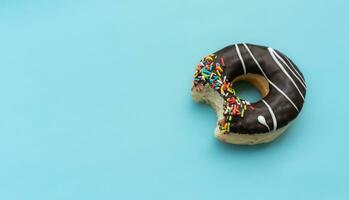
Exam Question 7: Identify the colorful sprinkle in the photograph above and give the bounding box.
[193,54,252,134]
[220,57,225,66]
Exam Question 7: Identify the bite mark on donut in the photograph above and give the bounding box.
[192,54,254,135]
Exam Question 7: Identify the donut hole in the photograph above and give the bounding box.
[232,73,270,103]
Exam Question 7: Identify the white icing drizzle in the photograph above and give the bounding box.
[285,56,306,86]
[268,48,305,100]
[262,100,277,131]
[257,115,270,131]
[235,44,247,74]
[242,43,300,112]
[270,48,306,89]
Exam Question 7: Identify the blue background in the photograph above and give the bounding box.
[0,0,348,199]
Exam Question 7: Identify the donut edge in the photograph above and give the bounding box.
[214,123,291,145]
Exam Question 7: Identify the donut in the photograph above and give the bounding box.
[192,43,306,145]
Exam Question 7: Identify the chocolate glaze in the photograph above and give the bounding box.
[211,43,306,134]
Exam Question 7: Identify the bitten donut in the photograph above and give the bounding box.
[192,43,306,145]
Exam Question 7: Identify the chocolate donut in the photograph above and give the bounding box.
[192,43,306,145]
